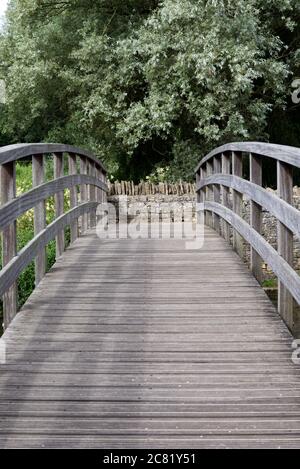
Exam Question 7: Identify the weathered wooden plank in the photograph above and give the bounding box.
[0,228,299,449]
[88,162,96,228]
[0,203,98,297]
[0,386,298,400]
[198,174,300,239]
[54,153,65,258]
[1,436,300,450]
[195,142,300,172]
[250,153,263,283]
[0,175,108,231]
[221,152,231,243]
[232,151,244,259]
[80,156,88,233]
[68,153,78,244]
[204,201,300,305]
[206,160,213,228]
[277,161,294,331]
[32,154,46,285]
[0,143,106,172]
[213,156,221,233]
[0,161,17,328]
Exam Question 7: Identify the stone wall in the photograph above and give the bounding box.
[108,194,196,223]
[108,187,300,277]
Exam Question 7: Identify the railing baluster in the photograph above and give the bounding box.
[200,165,207,225]
[68,153,78,244]
[0,161,17,328]
[199,167,205,204]
[89,162,96,228]
[221,152,231,243]
[250,153,263,283]
[103,172,107,203]
[32,154,46,285]
[277,161,294,330]
[213,156,221,234]
[54,152,65,257]
[232,151,244,259]
[206,160,214,228]
[80,156,88,233]
[96,167,104,203]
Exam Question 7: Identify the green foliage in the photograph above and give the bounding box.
[0,163,68,326]
[0,0,299,180]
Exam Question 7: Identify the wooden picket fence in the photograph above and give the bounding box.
[108,180,196,196]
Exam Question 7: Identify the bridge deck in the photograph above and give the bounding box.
[0,228,300,449]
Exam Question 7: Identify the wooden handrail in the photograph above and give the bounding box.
[0,144,107,329]
[197,174,300,238]
[195,142,300,172]
[0,175,108,231]
[195,143,300,333]
[0,202,99,298]
[0,143,107,172]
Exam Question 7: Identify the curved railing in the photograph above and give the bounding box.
[0,144,108,329]
[195,142,300,333]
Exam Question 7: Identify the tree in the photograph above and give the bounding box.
[0,0,299,181]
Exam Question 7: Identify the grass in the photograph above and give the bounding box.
[262,278,278,289]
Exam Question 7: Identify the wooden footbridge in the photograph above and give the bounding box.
[0,142,300,449]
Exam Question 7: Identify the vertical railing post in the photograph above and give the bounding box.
[89,162,96,228]
[32,154,46,285]
[0,161,17,328]
[95,166,102,225]
[250,153,263,284]
[213,156,221,234]
[277,161,294,330]
[196,171,200,204]
[206,160,214,228]
[102,171,107,203]
[68,153,78,244]
[221,152,231,243]
[54,153,65,258]
[199,168,205,204]
[232,151,244,259]
[96,167,104,203]
[196,170,202,226]
[200,165,207,225]
[80,156,88,233]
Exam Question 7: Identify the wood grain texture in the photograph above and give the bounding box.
[221,153,231,243]
[232,152,244,259]
[204,201,300,306]
[0,229,299,449]
[0,161,17,329]
[195,142,300,172]
[0,203,98,298]
[0,143,106,173]
[80,156,88,233]
[250,153,263,284]
[88,162,96,228]
[277,161,294,331]
[0,175,108,231]
[32,154,46,286]
[197,174,300,238]
[206,160,214,228]
[54,153,65,258]
[213,157,221,233]
[68,153,79,244]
